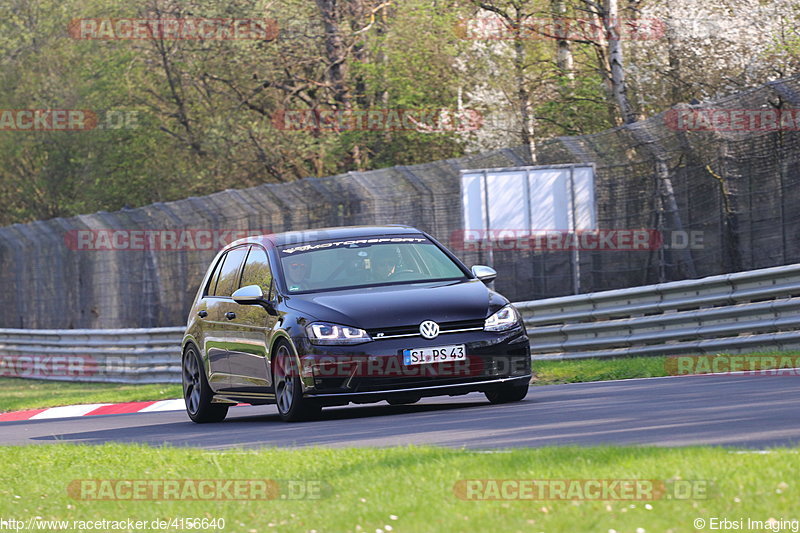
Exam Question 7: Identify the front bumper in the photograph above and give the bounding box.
[291,326,531,404]
[307,375,531,405]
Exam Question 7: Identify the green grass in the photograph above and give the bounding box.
[533,356,669,385]
[533,351,800,386]
[0,377,181,413]
[0,444,797,532]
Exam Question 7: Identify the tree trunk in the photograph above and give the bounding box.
[473,1,537,163]
[604,0,637,124]
[316,0,351,107]
[551,0,574,80]
[316,0,366,168]
[513,9,537,164]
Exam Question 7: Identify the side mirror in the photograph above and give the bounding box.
[232,284,264,303]
[471,265,497,283]
[231,285,278,316]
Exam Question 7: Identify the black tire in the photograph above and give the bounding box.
[273,341,322,422]
[485,382,529,404]
[182,345,229,423]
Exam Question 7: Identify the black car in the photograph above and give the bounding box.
[181,225,531,422]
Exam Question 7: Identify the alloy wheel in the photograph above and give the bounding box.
[183,348,202,415]
[274,344,295,415]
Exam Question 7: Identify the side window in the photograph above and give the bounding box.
[205,252,227,296]
[214,246,249,297]
[240,247,273,298]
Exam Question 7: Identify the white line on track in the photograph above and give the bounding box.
[30,404,111,419]
[138,399,185,412]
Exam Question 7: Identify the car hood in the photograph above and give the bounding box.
[283,279,508,330]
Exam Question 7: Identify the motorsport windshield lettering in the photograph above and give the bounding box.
[280,237,428,255]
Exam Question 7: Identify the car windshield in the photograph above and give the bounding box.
[278,235,467,293]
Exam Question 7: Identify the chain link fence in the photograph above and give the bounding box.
[1,77,799,328]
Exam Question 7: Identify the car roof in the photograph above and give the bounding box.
[227,225,423,249]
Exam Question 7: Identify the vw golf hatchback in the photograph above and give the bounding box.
[182,225,531,422]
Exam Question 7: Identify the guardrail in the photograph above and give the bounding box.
[0,327,184,383]
[3,263,800,383]
[517,263,800,360]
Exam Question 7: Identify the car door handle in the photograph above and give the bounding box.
[197,310,208,318]
[225,311,236,320]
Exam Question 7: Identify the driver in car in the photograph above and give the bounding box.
[285,255,311,291]
[371,246,401,280]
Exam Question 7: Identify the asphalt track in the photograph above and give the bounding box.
[1,374,799,449]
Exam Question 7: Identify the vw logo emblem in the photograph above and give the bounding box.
[419,320,440,339]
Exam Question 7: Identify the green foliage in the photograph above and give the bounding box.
[0,0,794,224]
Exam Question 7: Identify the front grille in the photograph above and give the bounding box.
[367,319,484,339]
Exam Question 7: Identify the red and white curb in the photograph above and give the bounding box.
[0,399,186,422]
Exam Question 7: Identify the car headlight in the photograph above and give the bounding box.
[484,305,520,332]
[306,322,372,345]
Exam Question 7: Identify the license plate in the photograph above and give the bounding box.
[403,344,466,365]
